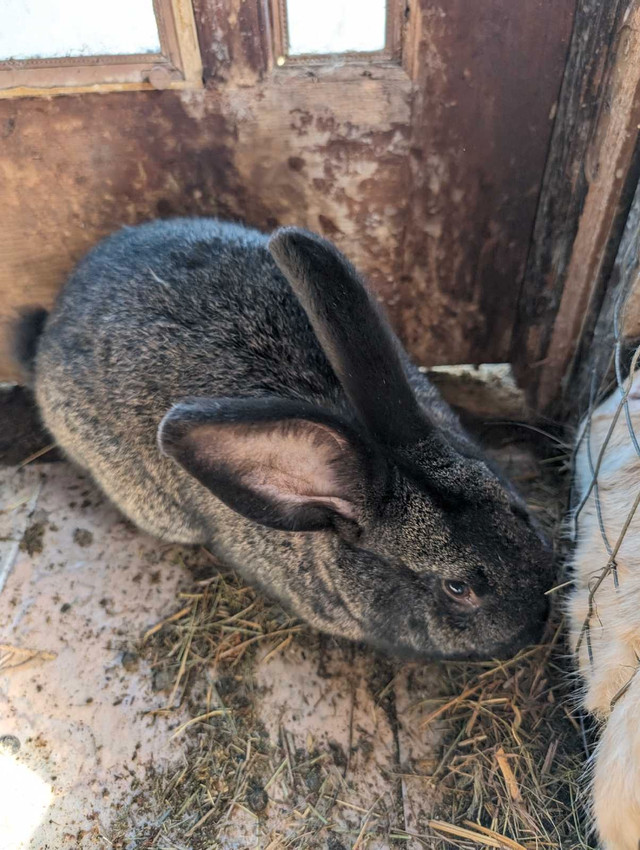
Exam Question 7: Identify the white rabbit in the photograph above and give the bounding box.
[568,368,640,850]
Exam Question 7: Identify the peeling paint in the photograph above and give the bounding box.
[0,0,573,381]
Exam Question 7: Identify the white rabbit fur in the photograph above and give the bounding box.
[568,369,640,850]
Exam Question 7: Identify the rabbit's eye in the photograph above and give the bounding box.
[442,580,480,609]
[443,579,471,600]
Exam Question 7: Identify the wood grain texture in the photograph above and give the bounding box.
[569,174,640,417]
[513,0,640,411]
[399,0,574,366]
[0,0,574,381]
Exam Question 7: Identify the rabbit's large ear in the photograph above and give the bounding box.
[268,228,430,447]
[158,397,383,532]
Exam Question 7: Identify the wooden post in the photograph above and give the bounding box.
[513,0,640,413]
[569,174,640,415]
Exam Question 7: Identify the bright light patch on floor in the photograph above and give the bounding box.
[0,754,53,850]
[286,0,387,56]
[0,0,161,61]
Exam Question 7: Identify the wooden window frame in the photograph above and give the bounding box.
[268,0,406,68]
[0,0,202,99]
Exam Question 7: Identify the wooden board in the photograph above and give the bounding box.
[569,174,640,414]
[0,0,574,381]
[513,0,640,412]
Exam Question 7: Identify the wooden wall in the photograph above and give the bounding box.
[513,0,640,412]
[0,0,575,382]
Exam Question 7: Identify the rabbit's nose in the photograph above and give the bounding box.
[491,618,547,660]
[519,601,549,643]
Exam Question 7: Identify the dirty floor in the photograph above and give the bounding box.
[0,430,592,850]
[0,463,447,850]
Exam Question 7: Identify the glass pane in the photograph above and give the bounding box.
[286,0,387,56]
[0,0,161,61]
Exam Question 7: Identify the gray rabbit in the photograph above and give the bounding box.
[14,219,553,660]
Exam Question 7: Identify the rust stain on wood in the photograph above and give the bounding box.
[399,0,574,366]
[0,0,574,381]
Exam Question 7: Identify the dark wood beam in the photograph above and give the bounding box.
[513,0,640,413]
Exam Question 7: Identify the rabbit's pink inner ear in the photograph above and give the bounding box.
[189,419,362,521]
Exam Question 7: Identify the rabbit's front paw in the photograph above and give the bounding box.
[592,680,640,850]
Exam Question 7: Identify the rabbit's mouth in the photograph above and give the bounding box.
[431,625,546,663]
[369,614,547,662]
[483,618,547,661]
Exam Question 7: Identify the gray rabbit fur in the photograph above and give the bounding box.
[15,218,553,660]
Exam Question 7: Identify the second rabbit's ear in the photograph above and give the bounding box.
[158,397,384,532]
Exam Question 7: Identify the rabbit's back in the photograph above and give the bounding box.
[39,218,341,409]
[34,219,343,541]
[33,216,461,545]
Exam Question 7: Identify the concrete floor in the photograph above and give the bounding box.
[0,464,191,849]
[0,464,443,850]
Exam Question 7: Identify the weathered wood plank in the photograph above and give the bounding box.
[0,0,574,381]
[568,174,640,415]
[513,0,640,411]
[399,0,574,367]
